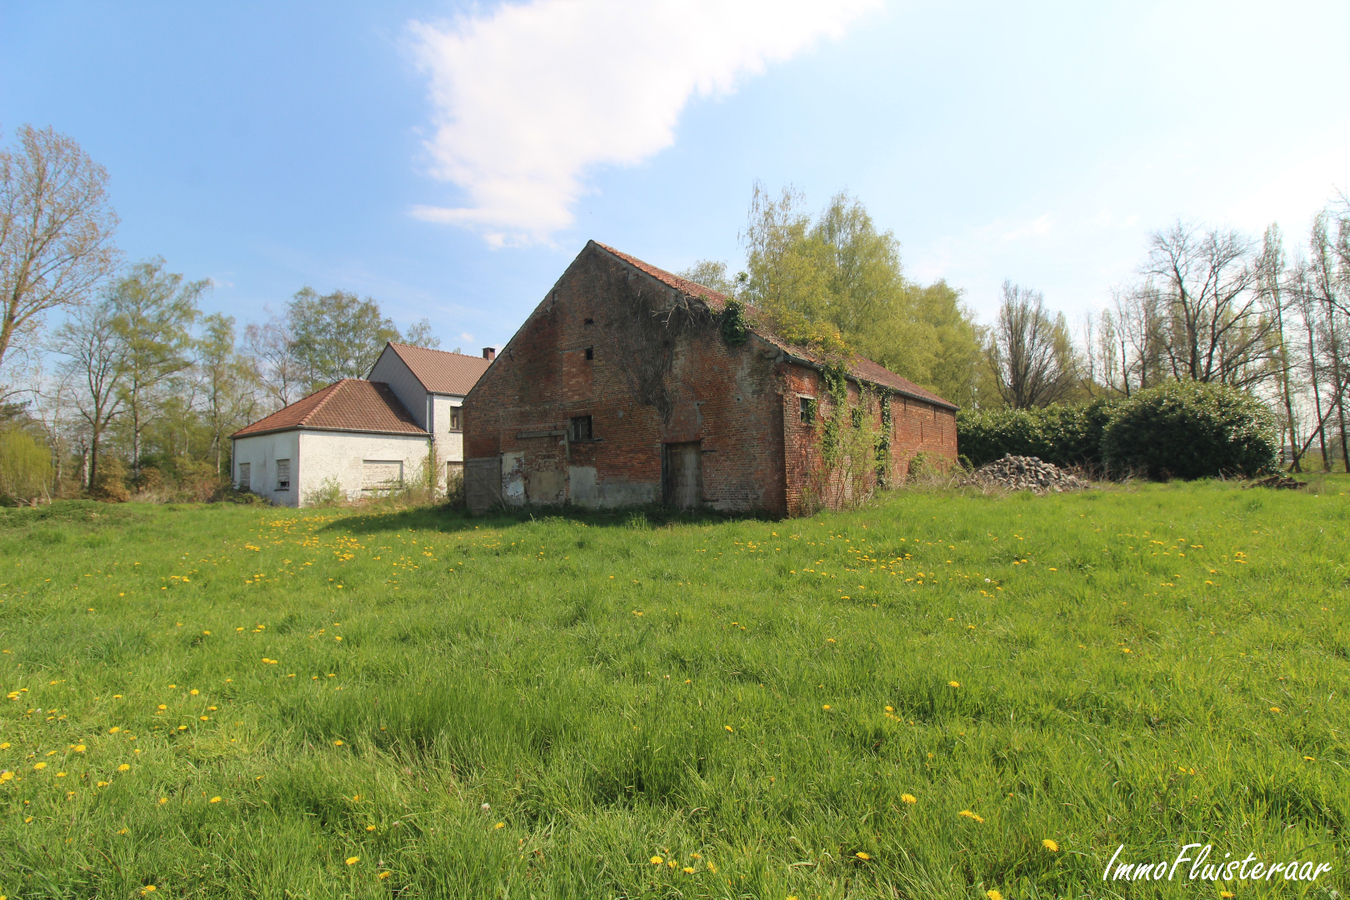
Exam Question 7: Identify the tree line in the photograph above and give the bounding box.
[684,182,1350,473]
[0,125,443,502]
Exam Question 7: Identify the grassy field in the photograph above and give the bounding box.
[0,478,1347,899]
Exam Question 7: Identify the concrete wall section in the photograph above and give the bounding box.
[232,431,302,508]
[296,431,430,505]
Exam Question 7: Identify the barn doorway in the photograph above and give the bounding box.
[662,442,702,508]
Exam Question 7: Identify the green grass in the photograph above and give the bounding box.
[0,480,1347,898]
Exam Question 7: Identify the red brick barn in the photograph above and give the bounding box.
[462,241,957,517]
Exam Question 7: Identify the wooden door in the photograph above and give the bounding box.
[663,442,702,508]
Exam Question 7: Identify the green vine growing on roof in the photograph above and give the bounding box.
[718,296,749,346]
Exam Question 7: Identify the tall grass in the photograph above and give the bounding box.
[0,480,1346,898]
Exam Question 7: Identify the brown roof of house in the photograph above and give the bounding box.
[232,379,428,438]
[383,343,492,395]
[591,242,958,410]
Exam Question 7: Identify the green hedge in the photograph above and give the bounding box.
[1101,381,1278,480]
[957,383,1278,480]
[956,401,1112,469]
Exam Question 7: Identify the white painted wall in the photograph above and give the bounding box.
[431,394,465,463]
[297,431,431,505]
[232,431,302,507]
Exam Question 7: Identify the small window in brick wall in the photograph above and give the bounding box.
[276,459,290,490]
[584,347,594,360]
[450,406,461,430]
[570,415,593,441]
[800,397,815,424]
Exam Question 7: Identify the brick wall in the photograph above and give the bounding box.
[463,242,958,517]
[464,244,789,514]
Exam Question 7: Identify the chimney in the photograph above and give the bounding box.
[483,347,496,361]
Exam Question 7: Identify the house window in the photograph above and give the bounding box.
[237,462,250,490]
[570,415,592,441]
[450,406,461,430]
[362,460,403,491]
[800,397,815,424]
[275,459,290,491]
[584,347,594,360]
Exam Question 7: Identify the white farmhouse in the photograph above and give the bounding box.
[230,343,493,507]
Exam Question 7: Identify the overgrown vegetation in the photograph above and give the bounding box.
[959,382,1279,479]
[0,481,1345,897]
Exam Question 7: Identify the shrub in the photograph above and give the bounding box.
[957,401,1111,469]
[89,457,130,503]
[1101,381,1278,480]
[0,428,54,505]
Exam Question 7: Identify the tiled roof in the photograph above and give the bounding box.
[384,343,492,395]
[232,380,428,438]
[591,242,958,410]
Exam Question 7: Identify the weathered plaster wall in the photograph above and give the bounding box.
[232,431,301,508]
[296,431,430,505]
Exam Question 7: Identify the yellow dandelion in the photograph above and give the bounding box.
[346,856,359,866]
[158,797,168,804]
[141,887,157,895]
[190,689,199,696]
[33,762,47,770]
[494,822,504,829]
[1042,839,1059,852]
[1220,893,1234,899]
[366,824,377,831]
[682,867,695,874]
[1304,756,1315,761]
[987,891,1003,900]
[901,793,917,804]
[822,704,831,711]
[855,851,871,860]
[209,796,222,803]
[109,727,120,734]
[378,871,391,880]
[948,681,960,688]
[0,742,8,749]
[1270,706,1281,713]
[958,810,985,823]
[724,726,733,733]
[157,704,167,711]
[650,856,663,865]
[707,861,717,874]
[74,745,86,752]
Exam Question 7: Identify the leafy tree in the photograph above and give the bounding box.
[402,318,441,350]
[287,288,401,391]
[737,183,983,405]
[0,125,120,375]
[677,259,742,298]
[109,260,206,477]
[196,313,257,473]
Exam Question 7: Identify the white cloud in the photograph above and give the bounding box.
[460,332,474,343]
[409,0,879,245]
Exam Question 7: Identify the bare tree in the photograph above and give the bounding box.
[0,125,119,372]
[1144,223,1275,387]
[987,280,1076,408]
[243,313,301,412]
[51,296,125,489]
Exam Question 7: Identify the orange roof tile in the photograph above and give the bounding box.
[383,343,492,395]
[232,380,428,438]
[591,242,958,410]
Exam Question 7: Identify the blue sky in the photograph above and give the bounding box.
[3,0,1347,355]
